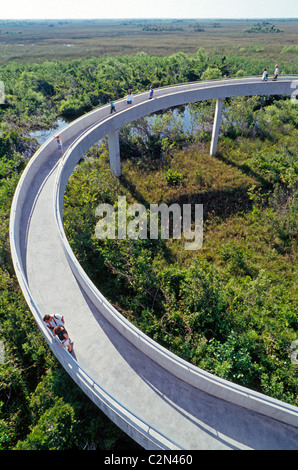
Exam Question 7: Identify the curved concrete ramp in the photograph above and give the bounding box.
[10,77,298,449]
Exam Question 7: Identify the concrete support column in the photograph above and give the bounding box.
[210,98,224,156]
[108,130,121,177]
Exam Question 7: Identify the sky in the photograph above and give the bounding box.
[0,0,298,20]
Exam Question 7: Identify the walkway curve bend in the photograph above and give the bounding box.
[10,77,298,450]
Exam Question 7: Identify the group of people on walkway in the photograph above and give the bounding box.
[109,85,154,114]
[55,85,154,152]
[55,67,282,155]
[43,313,73,353]
[262,64,279,81]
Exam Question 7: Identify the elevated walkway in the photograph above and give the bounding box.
[10,77,298,449]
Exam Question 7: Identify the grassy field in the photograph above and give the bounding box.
[0,18,297,64]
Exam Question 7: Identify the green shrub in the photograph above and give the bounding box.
[165,168,183,186]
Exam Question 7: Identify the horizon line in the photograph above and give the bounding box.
[0,17,298,20]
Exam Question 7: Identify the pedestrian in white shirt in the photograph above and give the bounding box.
[262,68,268,81]
[273,65,279,81]
[127,89,133,107]
[43,314,65,334]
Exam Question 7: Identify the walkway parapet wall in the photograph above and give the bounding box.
[9,113,183,451]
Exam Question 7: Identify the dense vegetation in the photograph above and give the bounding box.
[0,47,297,449]
[244,22,283,33]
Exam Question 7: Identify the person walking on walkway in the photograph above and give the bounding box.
[109,98,116,114]
[43,314,65,334]
[273,64,279,81]
[148,86,154,99]
[55,135,63,154]
[126,89,133,107]
[53,325,72,352]
[262,68,269,81]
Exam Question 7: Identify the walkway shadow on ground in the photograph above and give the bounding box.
[120,171,254,224]
[214,150,271,189]
[119,145,272,226]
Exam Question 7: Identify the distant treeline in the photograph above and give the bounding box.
[244,21,283,33]
[142,25,185,32]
